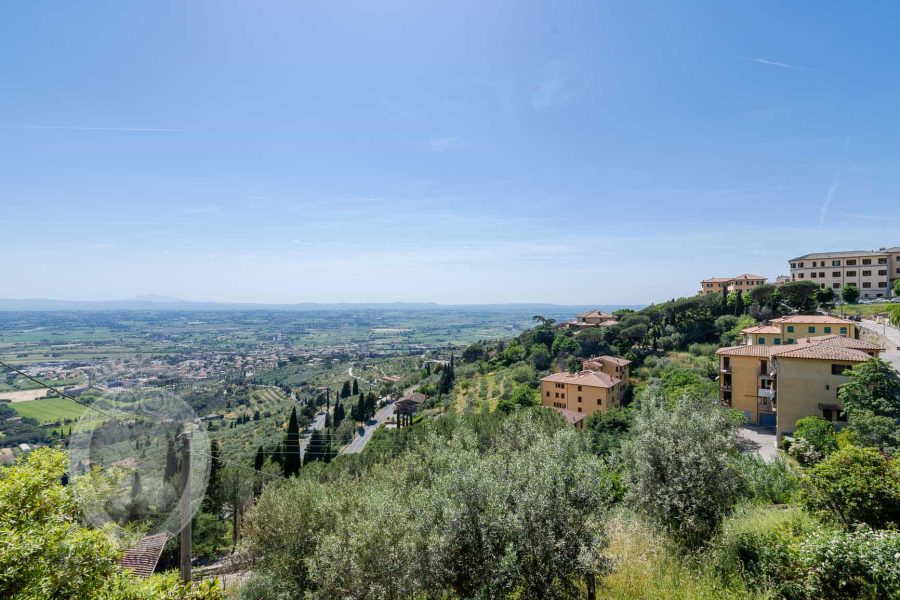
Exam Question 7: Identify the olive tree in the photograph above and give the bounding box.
[622,388,745,548]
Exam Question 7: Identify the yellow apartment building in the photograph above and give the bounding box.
[700,274,767,296]
[540,357,628,424]
[717,335,882,439]
[582,355,632,385]
[741,325,783,346]
[789,247,900,299]
[769,315,856,343]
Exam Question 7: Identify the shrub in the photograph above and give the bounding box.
[801,445,900,529]
[793,416,837,458]
[788,438,823,467]
[847,412,900,456]
[622,391,744,549]
[796,527,900,599]
[734,455,798,505]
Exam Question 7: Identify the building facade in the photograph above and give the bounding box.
[788,247,900,299]
[700,274,768,296]
[717,335,882,440]
[540,355,631,422]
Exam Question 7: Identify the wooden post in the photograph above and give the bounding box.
[179,432,192,583]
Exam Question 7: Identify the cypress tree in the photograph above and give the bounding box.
[205,439,222,513]
[734,290,745,316]
[253,446,265,496]
[283,407,301,477]
[352,379,359,395]
[164,437,177,483]
[340,380,351,399]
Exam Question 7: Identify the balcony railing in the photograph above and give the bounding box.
[758,388,775,399]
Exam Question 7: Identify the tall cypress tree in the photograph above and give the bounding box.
[340,380,351,399]
[253,446,265,496]
[205,439,222,513]
[283,407,301,477]
[352,379,359,395]
[734,290,745,316]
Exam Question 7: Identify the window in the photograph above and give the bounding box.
[545,391,550,397]
[879,282,887,289]
[863,258,872,265]
[811,272,817,278]
[577,396,582,402]
[577,385,582,392]
[790,263,796,269]
[878,257,887,264]
[812,261,818,267]
[788,338,795,344]
[787,325,795,332]
[863,282,871,288]
[833,283,841,289]
[774,338,781,345]
[847,270,857,276]
[819,272,825,278]
[799,262,805,268]
[824,326,832,333]
[847,259,857,266]
[808,326,816,333]
[840,327,847,335]
[832,260,841,266]
[798,273,804,279]
[831,364,848,375]
[758,337,765,344]
[833,272,840,277]
[862,270,871,276]
[878,270,887,276]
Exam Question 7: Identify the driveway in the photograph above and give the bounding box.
[738,425,778,463]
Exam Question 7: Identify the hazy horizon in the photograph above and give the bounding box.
[3,2,900,304]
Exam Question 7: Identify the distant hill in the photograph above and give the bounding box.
[0,296,643,313]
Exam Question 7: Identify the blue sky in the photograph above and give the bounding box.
[2,1,900,304]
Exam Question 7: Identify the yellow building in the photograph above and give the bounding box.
[700,274,767,296]
[716,335,882,439]
[741,325,783,346]
[565,310,618,330]
[768,315,856,343]
[540,355,630,424]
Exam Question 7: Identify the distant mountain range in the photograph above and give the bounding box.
[0,296,643,313]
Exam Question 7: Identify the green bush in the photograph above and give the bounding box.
[801,445,900,529]
[797,527,900,599]
[793,416,837,457]
[734,455,798,505]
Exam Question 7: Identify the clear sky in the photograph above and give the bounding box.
[2,1,900,305]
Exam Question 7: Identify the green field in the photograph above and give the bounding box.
[11,397,87,424]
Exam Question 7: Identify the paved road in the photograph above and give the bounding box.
[861,318,900,371]
[339,401,395,455]
[348,365,374,386]
[299,410,328,460]
[738,425,778,463]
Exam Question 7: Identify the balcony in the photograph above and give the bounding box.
[721,384,732,392]
[758,388,775,399]
[720,365,732,374]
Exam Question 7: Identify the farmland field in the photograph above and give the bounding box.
[10,397,87,424]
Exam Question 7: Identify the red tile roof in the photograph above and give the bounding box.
[119,532,169,578]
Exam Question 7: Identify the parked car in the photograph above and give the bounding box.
[892,297,900,303]
[873,298,889,304]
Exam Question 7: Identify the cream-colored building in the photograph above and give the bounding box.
[788,247,900,299]
[565,310,618,330]
[700,274,767,296]
[717,335,882,440]
[540,355,631,423]
[742,315,857,346]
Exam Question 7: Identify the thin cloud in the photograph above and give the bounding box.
[531,59,576,109]
[426,135,467,152]
[372,93,408,118]
[4,125,183,132]
[752,58,807,71]
[819,173,841,229]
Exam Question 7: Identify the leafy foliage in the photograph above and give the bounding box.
[838,358,900,420]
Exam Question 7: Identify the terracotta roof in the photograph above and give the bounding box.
[549,406,587,425]
[119,532,168,578]
[716,344,773,357]
[769,344,872,361]
[541,370,621,388]
[770,315,855,325]
[596,355,632,366]
[732,274,766,280]
[794,335,882,351]
[741,325,781,334]
[398,392,427,404]
[576,310,614,319]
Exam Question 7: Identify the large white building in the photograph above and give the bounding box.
[788,247,900,299]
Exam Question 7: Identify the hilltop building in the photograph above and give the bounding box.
[717,333,882,441]
[788,247,900,299]
[699,274,767,296]
[540,355,632,426]
[565,310,618,330]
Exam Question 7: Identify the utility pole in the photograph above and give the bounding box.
[179,431,192,583]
